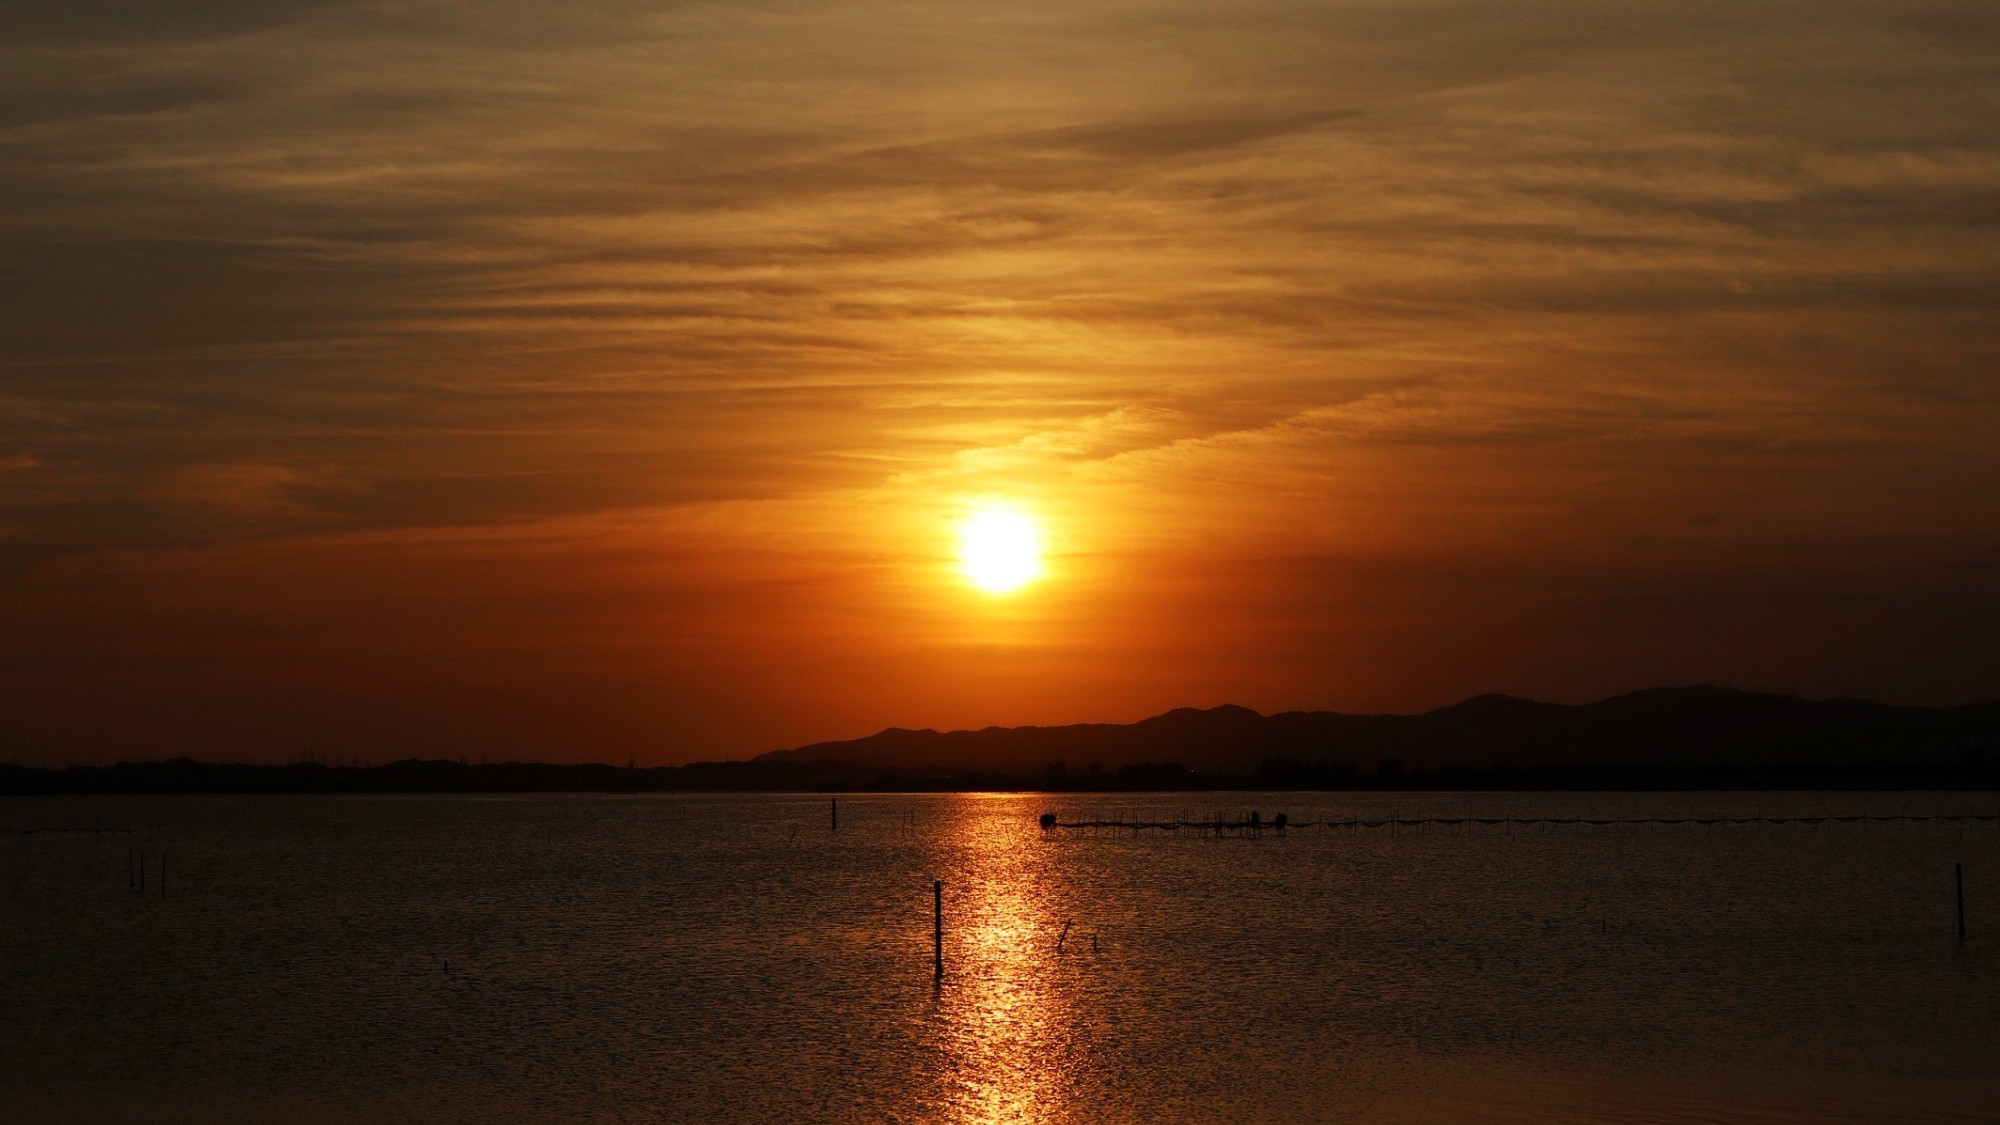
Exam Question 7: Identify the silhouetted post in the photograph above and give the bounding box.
[160,851,166,899]
[138,848,145,894]
[1958,863,1966,942]
[1057,919,1071,951]
[831,798,838,832]
[933,880,944,980]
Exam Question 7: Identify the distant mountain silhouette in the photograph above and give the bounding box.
[757,686,2000,777]
[4,686,1995,795]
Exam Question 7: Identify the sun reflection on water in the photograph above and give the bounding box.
[929,797,1084,1125]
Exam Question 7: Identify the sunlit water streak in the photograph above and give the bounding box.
[2,792,1996,1122]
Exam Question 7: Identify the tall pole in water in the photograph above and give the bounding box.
[1952,856,1968,936]
[933,880,944,981]
[831,797,838,832]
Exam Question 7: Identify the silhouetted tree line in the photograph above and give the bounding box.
[0,750,1992,796]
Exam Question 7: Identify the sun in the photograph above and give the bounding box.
[957,506,1042,594]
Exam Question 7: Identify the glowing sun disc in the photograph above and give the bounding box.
[958,508,1042,593]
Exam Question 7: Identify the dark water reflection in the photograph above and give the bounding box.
[2,792,1996,1122]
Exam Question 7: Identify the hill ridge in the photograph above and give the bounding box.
[756,686,1999,776]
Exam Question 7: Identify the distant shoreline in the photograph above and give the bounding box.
[3,756,1995,796]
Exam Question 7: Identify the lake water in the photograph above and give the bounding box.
[3,791,1997,1123]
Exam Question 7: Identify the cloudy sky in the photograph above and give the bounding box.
[2,0,1996,764]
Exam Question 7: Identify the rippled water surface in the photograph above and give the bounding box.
[3,791,1997,1122]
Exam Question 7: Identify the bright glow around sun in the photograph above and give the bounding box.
[958,506,1042,593]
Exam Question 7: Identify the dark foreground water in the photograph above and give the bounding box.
[3,791,1996,1123]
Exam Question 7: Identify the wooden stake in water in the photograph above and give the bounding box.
[138,848,145,894]
[831,797,838,832]
[933,880,944,980]
[160,851,167,899]
[1958,862,1966,942]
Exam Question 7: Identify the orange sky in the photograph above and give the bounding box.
[2,1,1996,764]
